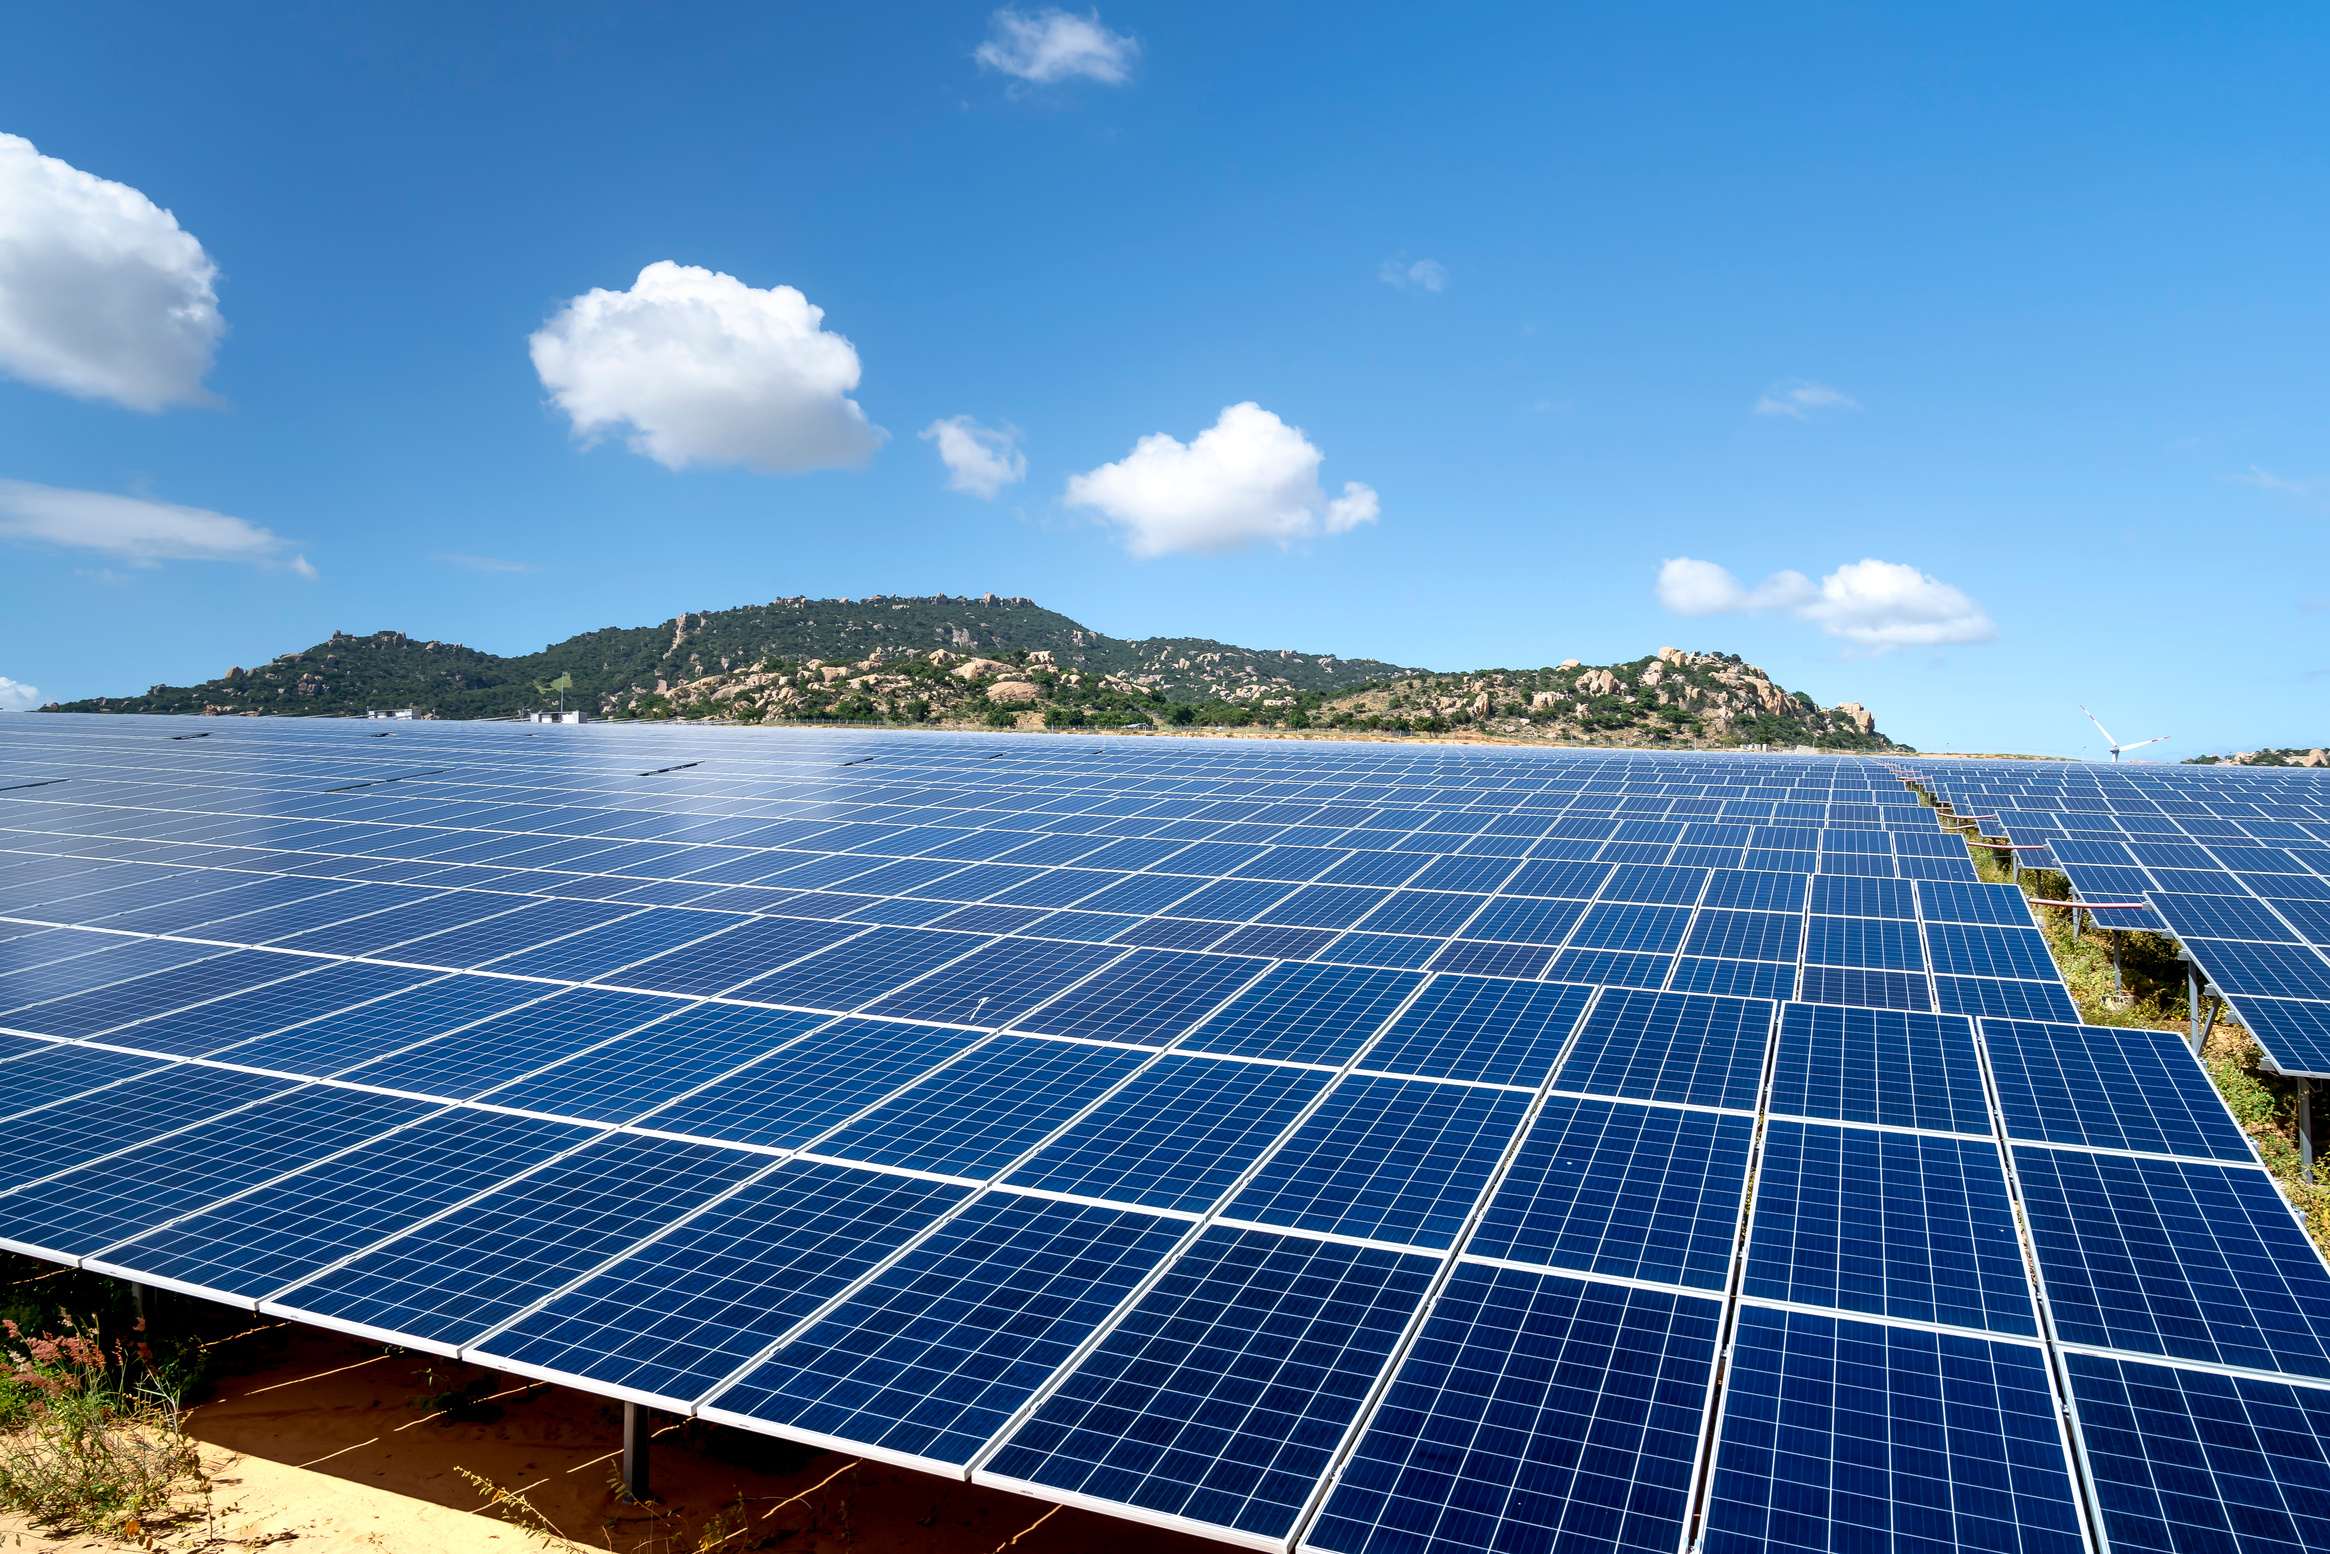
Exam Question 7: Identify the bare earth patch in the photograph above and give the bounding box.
[3,1325,1210,1554]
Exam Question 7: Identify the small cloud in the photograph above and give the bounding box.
[529,262,883,475]
[1657,557,1818,616]
[1657,555,1996,653]
[0,479,313,575]
[975,8,1138,85]
[1752,378,1860,419]
[1066,401,1378,558]
[0,676,42,711]
[0,134,224,411]
[2233,466,2318,497]
[434,553,539,573]
[920,416,1027,499]
[2299,594,2330,614]
[1378,256,1449,293]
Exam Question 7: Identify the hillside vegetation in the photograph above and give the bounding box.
[40,597,1897,747]
[42,595,1417,721]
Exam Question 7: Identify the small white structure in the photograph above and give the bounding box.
[366,708,415,720]
[529,710,586,724]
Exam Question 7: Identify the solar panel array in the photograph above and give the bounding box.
[2,719,2326,1553]
[1903,758,2330,1080]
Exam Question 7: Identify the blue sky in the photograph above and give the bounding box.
[0,2,2323,757]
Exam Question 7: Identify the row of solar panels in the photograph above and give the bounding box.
[11,727,2324,1551]
[3,942,2324,1554]
[0,835,2071,1028]
[1899,763,2330,1079]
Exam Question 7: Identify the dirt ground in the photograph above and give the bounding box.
[0,1325,1214,1554]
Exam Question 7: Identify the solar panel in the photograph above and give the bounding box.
[7,720,2330,1550]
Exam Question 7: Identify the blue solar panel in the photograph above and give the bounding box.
[1307,1265,1721,1554]
[1178,962,1423,1065]
[2016,1147,2330,1378]
[91,1108,593,1300]
[1767,1003,1990,1134]
[1983,1018,2254,1162]
[276,1132,767,1347]
[708,1196,1189,1466]
[1703,1307,2085,1554]
[1006,1053,1326,1212]
[1748,1122,2036,1335]
[1467,1094,1752,1289]
[336,986,673,1098]
[814,1036,1149,1179]
[0,1062,299,1196]
[1555,988,1772,1109]
[472,1161,968,1405]
[0,1042,174,1118]
[2064,1352,2330,1554]
[1358,977,1591,1086]
[0,1079,433,1260]
[19,724,2324,1549]
[1224,1074,1532,1248]
[982,1225,1438,1542]
[481,1003,831,1124]
[0,935,227,1014]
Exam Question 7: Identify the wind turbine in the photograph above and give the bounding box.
[2081,705,2170,761]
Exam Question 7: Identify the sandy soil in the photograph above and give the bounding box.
[0,1326,1213,1554]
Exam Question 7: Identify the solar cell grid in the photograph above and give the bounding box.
[2015,1146,2330,1378]
[1222,1073,1533,1250]
[1004,1054,1327,1213]
[18,723,2330,1550]
[1983,1017,2254,1162]
[1177,961,1423,1065]
[1746,1121,2035,1335]
[85,1106,595,1301]
[1305,1265,1720,1554]
[982,1225,1439,1542]
[707,1196,1191,1468]
[1767,1003,1991,1134]
[1554,988,1771,1110]
[274,1131,768,1349]
[1703,1308,2085,1554]
[1466,1094,1751,1288]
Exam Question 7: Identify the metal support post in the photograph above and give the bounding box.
[621,1402,651,1502]
[2301,1079,2316,1186]
[2112,932,2123,996]
[2189,963,2202,1052]
[2201,993,2223,1053]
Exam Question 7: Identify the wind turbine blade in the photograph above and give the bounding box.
[2123,735,2170,752]
[2079,705,2120,748]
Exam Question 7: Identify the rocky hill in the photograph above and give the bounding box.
[1307,648,1899,750]
[42,594,1421,721]
[46,605,1899,749]
[2187,748,2330,767]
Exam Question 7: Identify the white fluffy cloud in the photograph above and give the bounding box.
[0,134,224,410]
[921,416,1027,498]
[0,480,313,576]
[0,678,42,712]
[1658,556,1995,651]
[976,8,1139,84]
[1066,402,1379,558]
[1657,557,1817,615]
[1378,257,1449,293]
[1752,378,1858,418]
[529,262,883,474]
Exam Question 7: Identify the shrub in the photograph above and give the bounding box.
[0,1312,206,1539]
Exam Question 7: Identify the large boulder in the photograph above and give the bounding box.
[987,680,1041,704]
